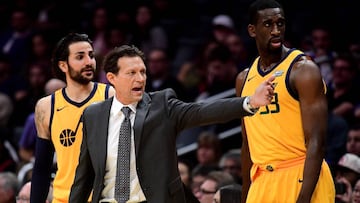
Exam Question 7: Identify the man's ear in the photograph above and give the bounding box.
[106,72,115,85]
[58,61,67,72]
[248,24,256,38]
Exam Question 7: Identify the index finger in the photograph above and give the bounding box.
[266,75,276,83]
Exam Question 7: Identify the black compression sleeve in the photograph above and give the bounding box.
[30,137,55,203]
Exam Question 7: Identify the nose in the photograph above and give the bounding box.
[136,72,146,82]
[85,55,95,65]
[271,24,280,36]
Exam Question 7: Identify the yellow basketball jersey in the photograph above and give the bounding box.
[241,49,310,165]
[50,82,110,203]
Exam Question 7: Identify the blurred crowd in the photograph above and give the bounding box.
[1,0,360,202]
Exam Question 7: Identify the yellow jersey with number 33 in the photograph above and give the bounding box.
[241,49,309,164]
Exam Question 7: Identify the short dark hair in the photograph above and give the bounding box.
[206,171,234,190]
[219,183,242,203]
[51,33,93,81]
[102,45,145,74]
[248,0,283,24]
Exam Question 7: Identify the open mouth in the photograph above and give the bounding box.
[132,87,143,93]
[270,38,282,48]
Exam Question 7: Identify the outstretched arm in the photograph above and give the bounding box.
[292,57,328,203]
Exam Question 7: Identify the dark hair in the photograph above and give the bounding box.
[102,45,145,74]
[51,33,93,81]
[219,149,241,169]
[219,183,242,203]
[191,165,220,178]
[248,0,283,24]
[206,171,234,190]
[197,131,222,161]
[207,44,232,64]
[333,52,358,73]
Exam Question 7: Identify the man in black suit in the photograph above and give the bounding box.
[69,45,275,203]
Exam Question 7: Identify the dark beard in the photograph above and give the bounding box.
[68,64,95,85]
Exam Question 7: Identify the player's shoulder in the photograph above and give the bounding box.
[35,94,52,110]
[294,54,319,72]
[236,68,250,82]
[96,82,116,97]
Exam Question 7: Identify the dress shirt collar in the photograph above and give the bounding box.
[111,96,137,116]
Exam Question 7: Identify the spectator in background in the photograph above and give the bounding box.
[224,33,250,72]
[190,165,220,196]
[0,8,33,74]
[195,171,234,203]
[335,153,360,203]
[0,93,18,174]
[352,178,360,203]
[97,26,130,83]
[219,149,242,185]
[195,131,222,169]
[12,62,51,128]
[305,26,337,86]
[194,44,240,134]
[88,5,109,59]
[0,93,13,130]
[336,153,360,188]
[327,53,360,126]
[145,48,188,101]
[27,32,53,67]
[178,159,192,188]
[130,3,168,56]
[17,181,53,203]
[0,54,27,109]
[346,125,360,157]
[0,172,19,203]
[326,113,349,175]
[178,159,200,203]
[211,14,236,45]
[196,43,238,102]
[213,183,242,203]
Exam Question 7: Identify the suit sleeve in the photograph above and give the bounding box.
[69,111,95,203]
[165,89,251,129]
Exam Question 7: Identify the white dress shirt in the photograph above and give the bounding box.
[100,96,146,203]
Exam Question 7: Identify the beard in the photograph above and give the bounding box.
[68,63,95,85]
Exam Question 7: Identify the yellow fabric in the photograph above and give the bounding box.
[246,160,335,203]
[241,49,334,202]
[51,83,108,203]
[242,49,307,164]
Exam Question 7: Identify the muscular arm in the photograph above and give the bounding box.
[291,57,328,203]
[236,70,253,203]
[34,96,51,140]
[30,96,55,203]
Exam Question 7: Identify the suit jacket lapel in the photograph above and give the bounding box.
[97,98,113,176]
[134,93,150,156]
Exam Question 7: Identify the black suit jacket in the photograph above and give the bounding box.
[69,88,250,203]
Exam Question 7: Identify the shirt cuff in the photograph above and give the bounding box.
[243,96,259,114]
